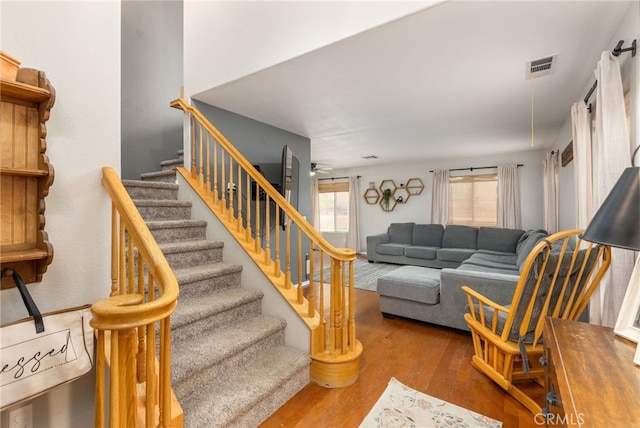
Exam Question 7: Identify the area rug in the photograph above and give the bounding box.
[359,378,502,428]
[312,259,401,291]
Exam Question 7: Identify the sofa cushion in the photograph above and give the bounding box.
[457,263,521,276]
[471,249,518,265]
[516,230,549,269]
[377,266,441,305]
[477,227,524,253]
[437,247,476,262]
[442,225,478,249]
[404,246,438,260]
[388,222,415,245]
[412,224,444,247]
[377,243,410,256]
[460,258,520,275]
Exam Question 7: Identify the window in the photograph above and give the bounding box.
[318,181,349,233]
[447,173,497,227]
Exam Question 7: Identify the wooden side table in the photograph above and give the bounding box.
[543,317,640,427]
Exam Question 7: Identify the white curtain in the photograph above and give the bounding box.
[311,177,320,231]
[572,101,593,229]
[431,169,449,225]
[497,164,522,229]
[347,176,361,253]
[591,51,634,326]
[542,151,559,233]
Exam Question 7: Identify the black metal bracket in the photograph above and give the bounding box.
[612,39,636,57]
[584,39,636,112]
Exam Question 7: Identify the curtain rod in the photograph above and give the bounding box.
[429,164,522,173]
[584,39,636,106]
[317,175,361,181]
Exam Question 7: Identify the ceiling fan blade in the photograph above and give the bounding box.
[311,162,332,173]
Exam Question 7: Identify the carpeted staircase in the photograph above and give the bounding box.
[123,152,310,427]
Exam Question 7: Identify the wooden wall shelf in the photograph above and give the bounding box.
[365,178,425,211]
[405,177,424,195]
[0,78,50,102]
[363,188,380,204]
[0,67,56,289]
[379,180,397,212]
[394,187,409,204]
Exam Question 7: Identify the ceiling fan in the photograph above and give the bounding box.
[311,162,332,175]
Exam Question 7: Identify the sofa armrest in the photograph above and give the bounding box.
[366,233,390,262]
[440,268,519,323]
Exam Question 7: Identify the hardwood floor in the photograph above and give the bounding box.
[260,287,543,428]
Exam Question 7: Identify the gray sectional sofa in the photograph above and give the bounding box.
[367,223,549,331]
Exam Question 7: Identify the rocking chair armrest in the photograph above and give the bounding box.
[462,285,509,310]
[462,285,510,331]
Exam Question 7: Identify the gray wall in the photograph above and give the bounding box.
[121,0,184,179]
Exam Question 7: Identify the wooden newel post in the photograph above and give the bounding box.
[330,258,343,354]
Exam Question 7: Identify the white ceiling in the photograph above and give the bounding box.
[193,1,634,170]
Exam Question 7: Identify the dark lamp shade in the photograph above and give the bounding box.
[581,167,640,251]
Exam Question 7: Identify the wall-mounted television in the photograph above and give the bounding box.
[280,145,300,230]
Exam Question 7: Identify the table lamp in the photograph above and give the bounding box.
[580,165,640,250]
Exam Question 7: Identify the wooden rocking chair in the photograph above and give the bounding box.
[462,229,611,414]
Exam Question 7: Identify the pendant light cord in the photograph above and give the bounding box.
[530,78,535,148]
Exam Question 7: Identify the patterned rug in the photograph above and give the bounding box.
[359,378,503,428]
[312,259,401,291]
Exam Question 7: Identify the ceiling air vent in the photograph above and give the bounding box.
[526,54,558,79]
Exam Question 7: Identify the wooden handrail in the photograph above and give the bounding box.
[92,166,181,428]
[170,97,362,387]
[169,98,353,259]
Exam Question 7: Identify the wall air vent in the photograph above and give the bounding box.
[526,54,558,79]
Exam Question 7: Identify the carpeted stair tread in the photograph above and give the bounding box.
[146,219,207,243]
[124,179,179,200]
[159,240,224,269]
[134,199,192,221]
[171,287,263,331]
[145,219,208,243]
[172,262,242,297]
[158,239,223,254]
[161,158,183,170]
[140,169,177,182]
[123,179,178,190]
[133,199,192,208]
[146,219,208,230]
[173,262,242,284]
[179,345,310,428]
[172,314,286,383]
